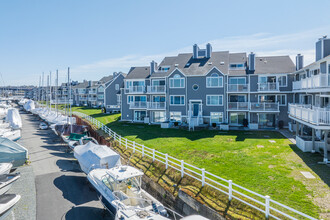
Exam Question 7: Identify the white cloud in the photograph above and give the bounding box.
[62,26,330,83]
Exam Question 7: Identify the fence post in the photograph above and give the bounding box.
[152,149,155,162]
[181,160,184,178]
[142,145,145,157]
[228,180,232,201]
[165,154,168,169]
[125,139,128,149]
[201,168,205,186]
[133,141,136,153]
[265,195,270,219]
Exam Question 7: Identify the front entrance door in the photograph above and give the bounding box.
[259,113,276,128]
[193,103,199,116]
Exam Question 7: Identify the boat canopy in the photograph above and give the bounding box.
[106,165,144,181]
[23,100,35,112]
[5,108,22,129]
[74,142,121,174]
[0,137,28,168]
[55,124,87,136]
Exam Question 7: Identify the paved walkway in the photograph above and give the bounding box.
[6,110,112,220]
[279,129,297,144]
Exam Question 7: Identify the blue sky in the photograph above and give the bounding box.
[0,0,330,86]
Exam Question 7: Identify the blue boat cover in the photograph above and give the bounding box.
[0,137,28,168]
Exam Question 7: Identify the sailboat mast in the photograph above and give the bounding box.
[49,71,52,110]
[56,70,58,115]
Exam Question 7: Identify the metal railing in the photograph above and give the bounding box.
[258,83,279,91]
[125,86,146,94]
[73,111,318,220]
[228,102,249,110]
[129,101,147,109]
[228,84,249,92]
[250,102,279,112]
[147,102,166,110]
[147,85,166,93]
[289,104,330,125]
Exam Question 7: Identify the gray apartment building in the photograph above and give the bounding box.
[120,43,296,130]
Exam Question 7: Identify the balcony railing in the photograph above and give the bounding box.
[147,85,166,93]
[257,83,279,91]
[292,74,330,90]
[147,102,166,109]
[126,86,146,94]
[250,102,279,112]
[289,104,330,126]
[88,98,97,102]
[228,84,249,92]
[129,101,147,109]
[89,90,97,94]
[228,102,249,110]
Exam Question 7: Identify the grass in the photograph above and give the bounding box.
[68,106,329,219]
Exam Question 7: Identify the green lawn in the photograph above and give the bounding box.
[70,106,329,218]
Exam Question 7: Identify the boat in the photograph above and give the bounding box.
[68,136,98,150]
[0,138,28,168]
[87,165,168,218]
[0,129,21,141]
[39,122,48,130]
[74,142,121,174]
[0,173,20,195]
[0,194,21,220]
[5,109,22,130]
[0,164,12,175]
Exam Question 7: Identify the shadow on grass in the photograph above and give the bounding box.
[289,144,330,187]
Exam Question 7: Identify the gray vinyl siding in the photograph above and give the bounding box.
[168,70,187,116]
[320,62,327,73]
[105,74,125,112]
[249,75,259,92]
[120,89,132,121]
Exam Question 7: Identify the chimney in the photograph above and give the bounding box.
[88,80,92,87]
[295,54,304,71]
[150,60,157,75]
[315,36,330,61]
[193,44,198,59]
[206,43,212,58]
[113,72,118,77]
[248,52,255,72]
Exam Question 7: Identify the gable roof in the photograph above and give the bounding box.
[253,56,295,74]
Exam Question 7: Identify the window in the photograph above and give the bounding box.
[229,63,245,69]
[117,94,121,105]
[159,66,170,72]
[328,64,330,74]
[126,81,132,89]
[229,95,246,102]
[115,84,119,90]
[192,84,199,91]
[210,112,223,124]
[97,95,104,100]
[98,86,104,93]
[170,95,185,105]
[206,73,223,88]
[169,74,185,88]
[152,80,165,86]
[127,95,134,104]
[229,77,246,85]
[258,95,276,103]
[206,95,223,106]
[278,76,287,87]
[276,94,286,106]
[134,111,146,121]
[170,112,181,122]
[153,111,166,123]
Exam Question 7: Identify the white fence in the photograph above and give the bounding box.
[73,111,317,220]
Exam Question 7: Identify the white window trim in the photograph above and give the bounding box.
[229,77,246,85]
[206,76,223,88]
[115,84,119,90]
[276,94,287,106]
[278,75,287,87]
[170,95,185,106]
[169,77,185,89]
[210,112,223,124]
[206,95,223,106]
[127,95,134,104]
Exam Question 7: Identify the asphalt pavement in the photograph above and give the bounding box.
[6,110,113,220]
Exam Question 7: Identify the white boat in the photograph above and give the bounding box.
[39,122,48,130]
[0,164,12,175]
[5,109,22,130]
[74,142,121,174]
[0,174,20,196]
[0,129,21,141]
[0,194,21,220]
[88,166,168,218]
[68,136,98,150]
[0,137,28,168]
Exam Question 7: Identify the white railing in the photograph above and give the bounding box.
[293,74,329,90]
[126,86,146,94]
[73,111,318,220]
[89,90,97,94]
[147,102,166,110]
[289,104,330,125]
[250,102,279,112]
[258,83,279,91]
[228,102,249,110]
[228,84,249,92]
[147,85,166,93]
[88,98,97,102]
[129,101,147,109]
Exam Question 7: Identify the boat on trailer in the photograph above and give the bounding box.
[0,194,21,220]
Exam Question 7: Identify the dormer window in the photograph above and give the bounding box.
[230,63,245,69]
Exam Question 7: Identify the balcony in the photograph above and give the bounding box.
[147,85,166,93]
[292,74,330,90]
[289,104,330,126]
[129,101,147,109]
[126,86,146,94]
[228,84,249,92]
[257,83,279,92]
[250,102,279,112]
[147,102,166,110]
[89,90,97,94]
[228,102,249,111]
